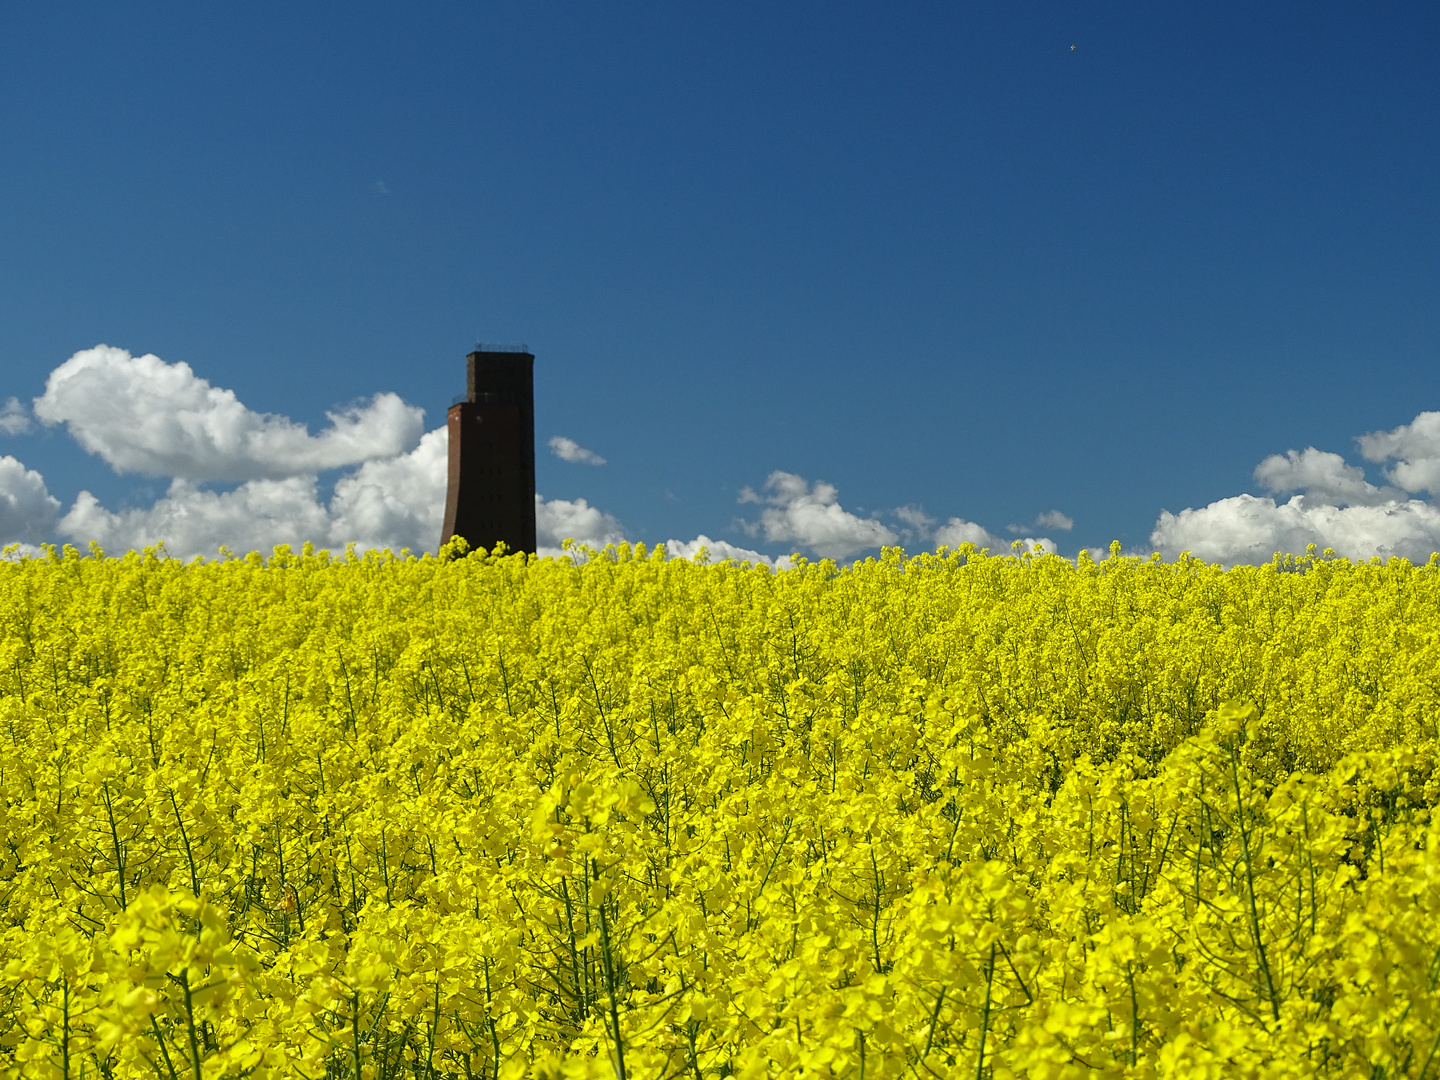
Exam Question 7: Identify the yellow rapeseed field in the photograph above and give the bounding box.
[3,539,1440,1079]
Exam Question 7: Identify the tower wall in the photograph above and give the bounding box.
[440,350,537,555]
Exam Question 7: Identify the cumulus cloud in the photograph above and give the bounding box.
[16,348,649,560]
[52,422,632,561]
[933,517,1002,550]
[1035,510,1074,531]
[34,345,424,481]
[55,419,447,560]
[535,494,626,559]
[1009,510,1073,535]
[934,516,1054,555]
[890,505,936,546]
[327,427,449,553]
[0,455,61,544]
[0,398,32,436]
[1152,495,1440,565]
[1253,447,1401,507]
[548,436,606,466]
[879,505,1057,556]
[663,534,786,568]
[736,471,897,560]
[61,478,336,559]
[16,344,1081,565]
[1358,411,1440,495]
[57,430,448,560]
[0,544,46,560]
[1151,411,1440,563]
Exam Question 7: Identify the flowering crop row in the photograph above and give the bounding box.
[2,540,1439,1078]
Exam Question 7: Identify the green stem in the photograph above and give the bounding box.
[149,1014,180,1080]
[597,891,628,1080]
[975,942,995,1080]
[102,780,127,910]
[1229,743,1281,1023]
[167,789,201,897]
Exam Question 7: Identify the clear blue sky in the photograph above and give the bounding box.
[3,4,1439,559]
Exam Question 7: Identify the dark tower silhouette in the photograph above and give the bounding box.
[441,347,537,555]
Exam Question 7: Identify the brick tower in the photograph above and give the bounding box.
[440,347,537,555]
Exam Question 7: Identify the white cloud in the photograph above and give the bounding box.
[1035,510,1074,531]
[34,345,423,481]
[1152,494,1440,565]
[60,478,335,560]
[326,426,449,553]
[738,471,897,560]
[894,505,935,532]
[933,517,1004,551]
[548,436,607,466]
[52,417,634,561]
[0,455,61,544]
[1150,411,1440,564]
[535,494,625,559]
[1358,411,1440,495]
[21,350,646,560]
[15,345,1091,565]
[0,398,32,436]
[0,544,46,561]
[1009,510,1074,535]
[890,504,936,546]
[883,504,1062,557]
[57,427,446,560]
[48,396,445,560]
[663,534,787,568]
[1253,447,1400,507]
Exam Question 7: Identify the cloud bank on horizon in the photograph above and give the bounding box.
[3,346,1440,566]
[1151,432,1440,564]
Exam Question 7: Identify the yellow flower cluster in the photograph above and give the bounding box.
[2,539,1439,1078]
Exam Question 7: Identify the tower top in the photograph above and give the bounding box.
[466,348,534,403]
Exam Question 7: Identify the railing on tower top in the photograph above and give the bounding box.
[474,342,531,354]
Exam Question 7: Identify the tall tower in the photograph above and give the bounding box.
[441,346,537,555]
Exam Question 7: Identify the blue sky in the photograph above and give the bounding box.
[3,4,1440,562]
